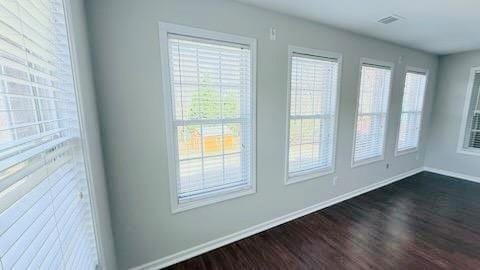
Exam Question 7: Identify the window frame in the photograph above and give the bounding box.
[159,22,257,213]
[56,0,107,267]
[351,58,395,168]
[284,46,342,185]
[457,66,480,156]
[395,66,429,157]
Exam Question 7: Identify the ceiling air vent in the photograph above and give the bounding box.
[378,15,401,24]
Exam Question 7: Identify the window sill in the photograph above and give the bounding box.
[285,168,334,185]
[351,155,384,168]
[457,148,480,157]
[395,148,418,157]
[171,184,256,214]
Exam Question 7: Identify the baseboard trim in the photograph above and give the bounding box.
[131,167,423,270]
[423,167,480,184]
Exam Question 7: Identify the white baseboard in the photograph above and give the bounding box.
[131,167,423,270]
[423,167,480,183]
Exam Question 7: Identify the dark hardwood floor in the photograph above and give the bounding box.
[166,172,480,269]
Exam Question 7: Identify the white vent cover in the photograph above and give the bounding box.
[378,15,402,24]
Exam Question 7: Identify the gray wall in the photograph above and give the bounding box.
[425,50,480,177]
[84,0,438,268]
[68,0,117,269]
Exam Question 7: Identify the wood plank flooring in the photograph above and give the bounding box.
[165,172,480,269]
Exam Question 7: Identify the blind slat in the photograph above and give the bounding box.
[0,127,67,151]
[0,55,60,82]
[0,136,71,172]
[0,73,73,93]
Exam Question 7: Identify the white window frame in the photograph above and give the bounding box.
[63,0,107,267]
[284,46,342,185]
[158,22,257,213]
[457,66,480,156]
[395,66,429,156]
[351,58,394,168]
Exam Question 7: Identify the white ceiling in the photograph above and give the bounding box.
[236,0,480,55]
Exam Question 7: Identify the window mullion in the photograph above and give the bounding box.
[194,47,205,191]
[219,48,225,186]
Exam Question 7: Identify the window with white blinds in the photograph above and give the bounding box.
[286,47,340,183]
[160,23,256,211]
[460,69,480,152]
[0,0,98,269]
[353,60,393,166]
[397,69,427,153]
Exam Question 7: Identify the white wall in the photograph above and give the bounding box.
[425,50,480,178]
[84,0,438,268]
[68,0,117,269]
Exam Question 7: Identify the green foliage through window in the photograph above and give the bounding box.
[188,76,241,135]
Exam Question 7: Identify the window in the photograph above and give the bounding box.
[159,23,256,212]
[459,67,480,154]
[285,46,341,184]
[352,59,393,166]
[396,68,428,154]
[0,0,99,269]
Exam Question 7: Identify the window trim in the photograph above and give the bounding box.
[457,66,480,156]
[284,46,342,185]
[351,58,395,168]
[394,66,429,157]
[62,0,107,267]
[158,22,257,213]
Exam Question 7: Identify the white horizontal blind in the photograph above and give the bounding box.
[0,0,98,269]
[167,34,254,203]
[287,52,339,179]
[397,71,427,152]
[353,63,392,164]
[466,72,480,149]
